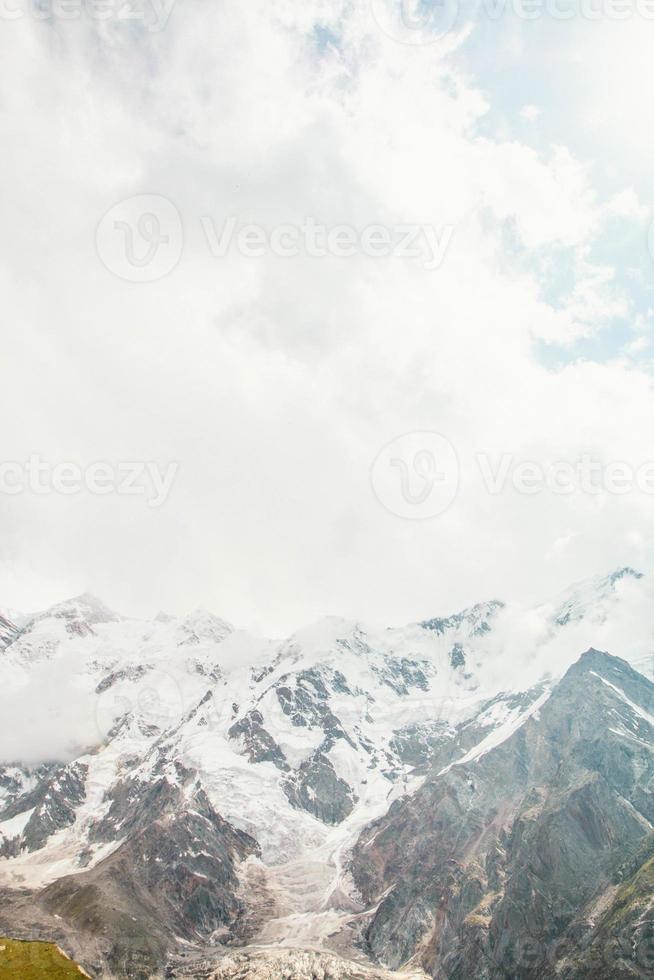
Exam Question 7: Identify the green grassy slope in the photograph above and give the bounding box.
[0,938,88,978]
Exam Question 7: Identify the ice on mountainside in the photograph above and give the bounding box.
[0,568,651,978]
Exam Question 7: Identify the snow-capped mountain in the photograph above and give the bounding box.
[0,569,652,978]
[352,648,654,979]
[0,610,18,651]
[543,565,644,628]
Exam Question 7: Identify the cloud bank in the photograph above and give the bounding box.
[0,2,653,633]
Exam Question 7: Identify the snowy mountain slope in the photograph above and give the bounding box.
[0,568,652,978]
[0,570,650,869]
[545,566,644,628]
[0,594,522,874]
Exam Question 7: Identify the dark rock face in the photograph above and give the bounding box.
[449,643,466,670]
[0,762,87,856]
[95,664,151,694]
[228,709,289,769]
[275,668,354,741]
[39,779,259,980]
[389,720,456,769]
[283,750,356,824]
[88,769,194,844]
[552,839,654,978]
[230,665,362,824]
[370,657,431,696]
[351,650,654,979]
[0,764,49,812]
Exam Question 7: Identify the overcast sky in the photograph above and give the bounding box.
[2,1,654,635]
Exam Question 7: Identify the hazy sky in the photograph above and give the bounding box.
[2,1,654,635]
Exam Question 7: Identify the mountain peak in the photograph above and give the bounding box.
[176,607,233,645]
[563,648,654,701]
[574,646,620,671]
[28,593,121,634]
[52,593,119,621]
[608,565,643,584]
[549,566,644,628]
[420,599,505,637]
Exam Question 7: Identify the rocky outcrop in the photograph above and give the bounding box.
[228,709,289,769]
[0,762,87,856]
[39,779,259,979]
[351,650,654,979]
[282,749,356,824]
[540,835,654,978]
[0,764,47,812]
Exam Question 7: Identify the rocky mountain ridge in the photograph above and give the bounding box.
[352,649,654,978]
[0,568,652,977]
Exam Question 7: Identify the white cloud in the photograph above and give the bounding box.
[0,3,653,634]
[519,104,541,122]
[625,336,651,356]
[604,188,648,221]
